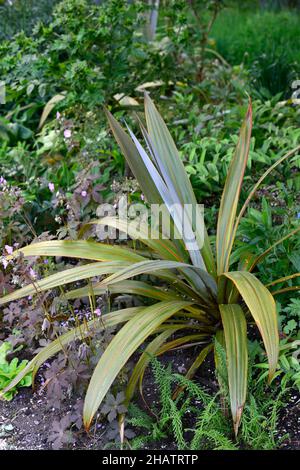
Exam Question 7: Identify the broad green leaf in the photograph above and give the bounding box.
[0,261,129,306]
[222,271,279,379]
[7,240,144,263]
[220,304,248,435]
[216,101,252,275]
[247,226,300,272]
[0,307,144,398]
[83,300,191,429]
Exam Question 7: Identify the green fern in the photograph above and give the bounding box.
[191,428,237,450]
[129,435,152,450]
[172,373,211,404]
[214,336,228,393]
[127,402,154,429]
[151,357,173,418]
[127,354,286,450]
[168,398,186,450]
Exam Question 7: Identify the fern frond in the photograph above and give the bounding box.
[169,398,186,450]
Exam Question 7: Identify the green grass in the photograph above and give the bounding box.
[211,8,300,96]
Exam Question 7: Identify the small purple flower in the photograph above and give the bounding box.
[4,245,13,255]
[56,111,61,120]
[141,194,145,201]
[42,318,50,332]
[29,268,37,279]
[297,212,300,219]
[64,129,72,139]
[1,258,9,269]
[94,308,102,317]
[44,259,49,264]
[48,182,55,193]
[81,190,87,197]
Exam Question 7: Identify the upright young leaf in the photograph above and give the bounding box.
[125,123,206,270]
[216,101,252,275]
[105,108,162,204]
[144,93,216,277]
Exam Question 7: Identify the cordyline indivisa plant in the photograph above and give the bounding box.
[1,95,300,435]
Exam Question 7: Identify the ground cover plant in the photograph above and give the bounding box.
[0,341,32,400]
[126,354,289,451]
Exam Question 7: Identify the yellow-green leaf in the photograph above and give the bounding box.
[216,101,252,275]
[222,271,279,380]
[64,280,180,302]
[7,240,144,263]
[0,261,129,306]
[83,300,191,429]
[87,217,187,262]
[219,304,248,435]
[38,93,65,129]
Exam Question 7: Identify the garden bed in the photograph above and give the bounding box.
[0,349,299,450]
[0,0,299,453]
